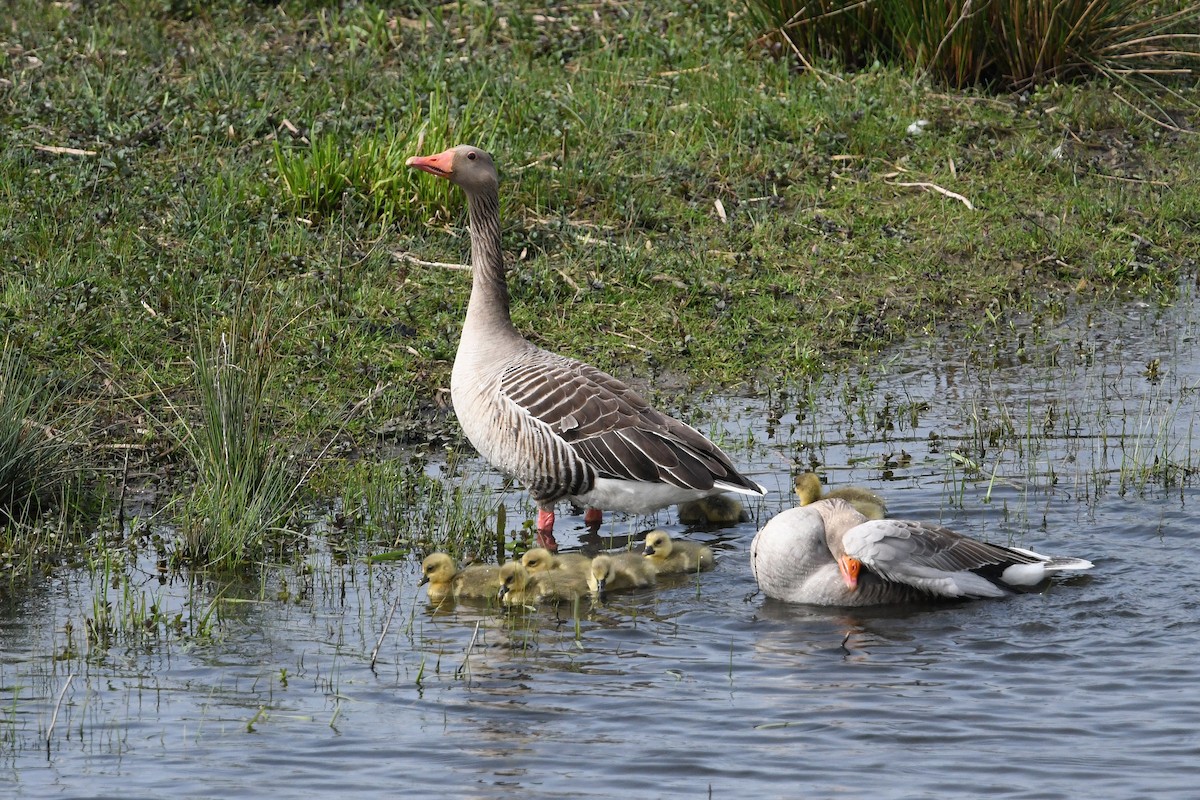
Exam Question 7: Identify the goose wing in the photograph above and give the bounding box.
[499,352,761,493]
[840,519,1041,598]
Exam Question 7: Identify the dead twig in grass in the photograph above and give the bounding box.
[1112,90,1194,135]
[886,180,975,210]
[33,144,97,156]
[391,251,469,271]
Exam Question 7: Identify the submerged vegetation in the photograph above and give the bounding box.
[0,0,1198,577]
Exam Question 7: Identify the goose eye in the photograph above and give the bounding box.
[467,152,477,160]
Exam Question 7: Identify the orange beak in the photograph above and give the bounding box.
[837,555,861,590]
[406,148,455,178]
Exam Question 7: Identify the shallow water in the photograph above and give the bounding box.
[3,291,1200,798]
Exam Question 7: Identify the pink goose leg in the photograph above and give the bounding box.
[536,508,559,552]
[583,507,603,527]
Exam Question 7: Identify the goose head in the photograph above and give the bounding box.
[406,144,497,195]
[794,472,825,505]
[520,547,557,574]
[643,530,674,560]
[498,561,531,600]
[588,555,617,594]
[419,552,457,587]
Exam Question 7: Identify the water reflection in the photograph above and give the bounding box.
[3,291,1200,797]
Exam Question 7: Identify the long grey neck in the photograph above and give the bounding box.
[463,187,519,338]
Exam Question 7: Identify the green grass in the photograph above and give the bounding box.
[0,0,1198,568]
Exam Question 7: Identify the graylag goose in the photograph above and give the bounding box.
[642,530,716,575]
[751,499,1093,605]
[520,547,592,579]
[419,552,501,604]
[794,472,887,520]
[406,145,765,551]
[587,553,656,595]
[497,560,589,606]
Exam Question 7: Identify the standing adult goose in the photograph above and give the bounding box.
[407,145,765,550]
[751,499,1093,605]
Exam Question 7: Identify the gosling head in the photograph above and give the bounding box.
[419,552,457,587]
[520,547,557,574]
[406,144,498,195]
[588,555,616,595]
[498,561,531,600]
[794,472,825,505]
[643,530,674,560]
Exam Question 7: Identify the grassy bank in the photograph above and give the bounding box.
[1,0,1198,567]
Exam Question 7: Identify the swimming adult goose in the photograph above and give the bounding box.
[751,499,1093,605]
[407,145,765,551]
[794,472,887,520]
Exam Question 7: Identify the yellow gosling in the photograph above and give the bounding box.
[418,552,501,603]
[587,553,656,595]
[676,494,747,526]
[497,561,588,606]
[794,472,887,520]
[642,530,715,575]
[520,547,592,580]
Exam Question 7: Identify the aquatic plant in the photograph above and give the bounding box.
[172,325,302,568]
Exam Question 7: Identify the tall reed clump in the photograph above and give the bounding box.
[744,0,1200,90]
[0,343,88,562]
[274,87,484,224]
[175,325,300,569]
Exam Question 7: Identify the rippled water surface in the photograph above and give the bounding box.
[4,292,1200,798]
